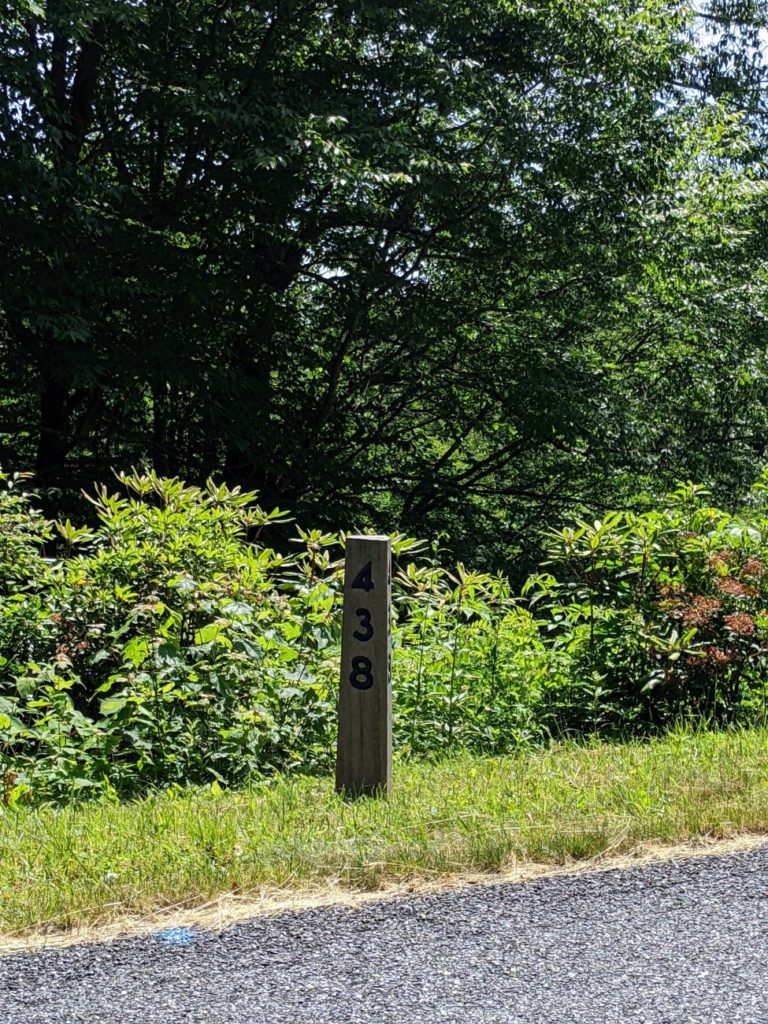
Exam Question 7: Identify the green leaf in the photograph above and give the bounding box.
[100,697,129,716]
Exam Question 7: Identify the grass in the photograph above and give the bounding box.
[2,726,768,941]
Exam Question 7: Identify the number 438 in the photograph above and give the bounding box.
[349,560,374,690]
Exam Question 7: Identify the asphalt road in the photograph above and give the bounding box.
[2,844,768,1023]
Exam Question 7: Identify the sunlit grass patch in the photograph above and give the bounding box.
[2,726,767,940]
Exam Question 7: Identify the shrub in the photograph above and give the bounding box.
[0,471,555,805]
[393,561,562,754]
[524,479,768,732]
[10,466,768,809]
[0,469,53,593]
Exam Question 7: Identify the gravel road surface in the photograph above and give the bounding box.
[2,843,768,1023]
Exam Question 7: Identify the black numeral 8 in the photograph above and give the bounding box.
[349,655,373,690]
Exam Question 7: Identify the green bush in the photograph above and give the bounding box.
[393,562,563,754]
[7,467,768,809]
[0,471,554,805]
[524,479,768,732]
[0,469,53,593]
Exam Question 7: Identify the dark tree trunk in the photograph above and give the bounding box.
[35,356,72,483]
[223,323,277,491]
[33,25,105,486]
[151,382,171,476]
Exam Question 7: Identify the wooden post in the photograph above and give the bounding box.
[335,535,392,796]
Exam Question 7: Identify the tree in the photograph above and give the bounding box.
[2,0,765,567]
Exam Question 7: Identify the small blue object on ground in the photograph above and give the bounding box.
[153,926,199,945]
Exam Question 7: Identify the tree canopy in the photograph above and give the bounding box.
[2,0,768,569]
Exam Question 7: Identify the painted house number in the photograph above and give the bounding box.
[350,561,374,689]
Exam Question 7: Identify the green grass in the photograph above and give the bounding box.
[2,727,768,939]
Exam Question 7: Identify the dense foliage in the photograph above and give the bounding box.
[4,2,768,807]
[0,472,564,804]
[2,471,768,807]
[2,1,768,569]
[526,480,768,731]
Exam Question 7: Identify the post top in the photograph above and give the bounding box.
[346,534,391,542]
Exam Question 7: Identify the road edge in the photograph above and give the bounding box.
[2,830,767,956]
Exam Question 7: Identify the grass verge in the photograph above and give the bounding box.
[2,727,768,943]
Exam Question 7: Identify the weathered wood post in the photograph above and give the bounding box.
[335,534,392,796]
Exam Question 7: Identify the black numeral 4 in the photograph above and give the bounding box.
[351,561,374,592]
